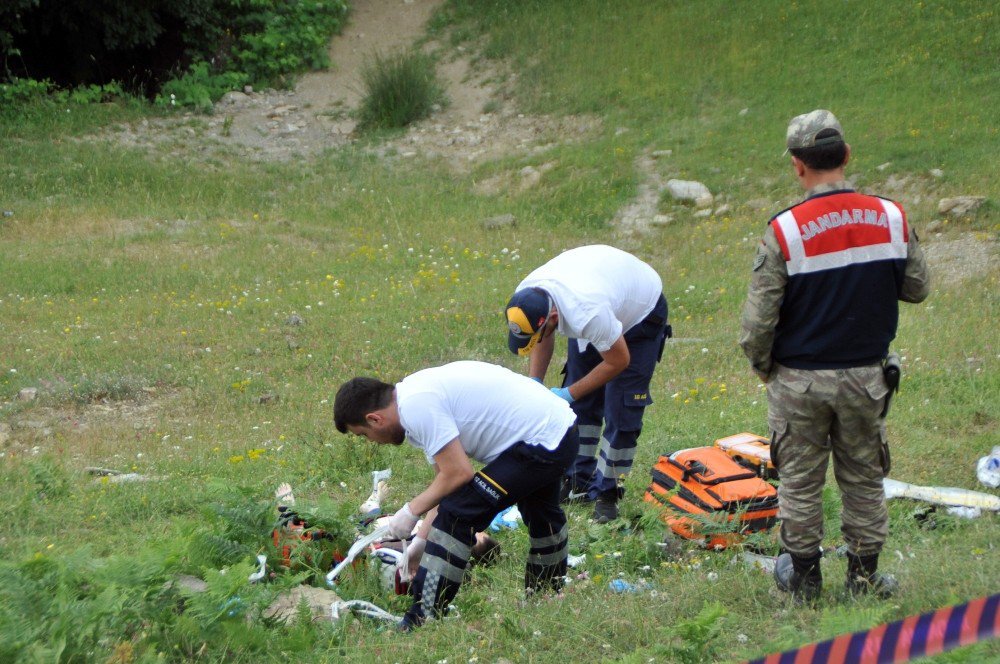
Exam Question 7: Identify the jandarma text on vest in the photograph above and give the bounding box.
[798,208,889,241]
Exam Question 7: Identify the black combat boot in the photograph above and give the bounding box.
[774,551,823,601]
[845,552,898,598]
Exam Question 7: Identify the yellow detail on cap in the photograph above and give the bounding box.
[507,306,535,336]
[517,332,541,356]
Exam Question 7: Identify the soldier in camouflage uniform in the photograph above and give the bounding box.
[739,110,930,600]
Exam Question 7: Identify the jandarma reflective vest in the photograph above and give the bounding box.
[769,189,909,369]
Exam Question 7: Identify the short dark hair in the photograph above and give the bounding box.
[470,534,501,567]
[789,128,848,171]
[333,377,394,433]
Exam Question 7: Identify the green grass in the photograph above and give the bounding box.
[0,0,997,661]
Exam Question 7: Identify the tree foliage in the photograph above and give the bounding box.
[1,0,349,101]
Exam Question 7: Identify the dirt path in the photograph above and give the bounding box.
[213,0,446,158]
[295,0,444,115]
[100,0,601,171]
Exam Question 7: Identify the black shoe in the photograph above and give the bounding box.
[774,551,822,601]
[593,495,618,523]
[845,552,898,599]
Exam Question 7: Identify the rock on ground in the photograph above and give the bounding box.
[264,585,343,624]
[666,179,713,208]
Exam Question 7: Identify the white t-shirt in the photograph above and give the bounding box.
[516,245,662,352]
[396,361,577,465]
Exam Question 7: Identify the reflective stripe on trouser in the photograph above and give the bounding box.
[525,522,568,592]
[595,430,639,481]
[769,363,891,557]
[403,428,579,625]
[403,523,473,625]
[564,297,667,498]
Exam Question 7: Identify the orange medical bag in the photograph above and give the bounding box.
[644,446,778,549]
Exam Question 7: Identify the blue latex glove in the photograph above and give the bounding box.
[551,386,574,403]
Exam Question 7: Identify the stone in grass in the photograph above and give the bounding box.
[167,575,209,594]
[264,585,343,624]
[17,387,38,402]
[286,313,305,326]
[481,213,516,230]
[257,393,279,405]
[665,179,713,208]
[218,91,249,107]
[938,196,986,218]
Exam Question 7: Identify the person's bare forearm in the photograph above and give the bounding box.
[416,506,437,538]
[529,332,555,380]
[410,470,471,516]
[570,360,623,398]
[567,336,629,398]
[408,439,474,516]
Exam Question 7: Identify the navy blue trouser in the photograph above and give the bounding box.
[402,425,579,627]
[564,294,669,499]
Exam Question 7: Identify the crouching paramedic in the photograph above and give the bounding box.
[333,361,578,630]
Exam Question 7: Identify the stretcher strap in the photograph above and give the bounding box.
[325,525,391,586]
[331,599,402,623]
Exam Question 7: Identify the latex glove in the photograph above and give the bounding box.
[388,503,419,540]
[551,386,575,403]
[489,506,522,532]
[401,535,426,582]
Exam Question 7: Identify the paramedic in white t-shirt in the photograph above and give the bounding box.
[333,361,579,630]
[505,244,670,523]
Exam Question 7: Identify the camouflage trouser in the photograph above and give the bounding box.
[768,363,891,558]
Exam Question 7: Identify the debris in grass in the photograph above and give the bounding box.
[884,477,1000,512]
[609,578,652,593]
[248,554,268,582]
[86,467,166,483]
[359,468,391,516]
[976,446,1000,488]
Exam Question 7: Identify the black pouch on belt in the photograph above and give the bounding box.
[880,352,901,417]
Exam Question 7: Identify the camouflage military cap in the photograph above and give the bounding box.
[785,109,844,150]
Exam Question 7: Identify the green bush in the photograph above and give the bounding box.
[0,77,51,107]
[230,0,347,87]
[356,49,444,131]
[4,0,349,111]
[154,0,350,109]
[156,62,250,112]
